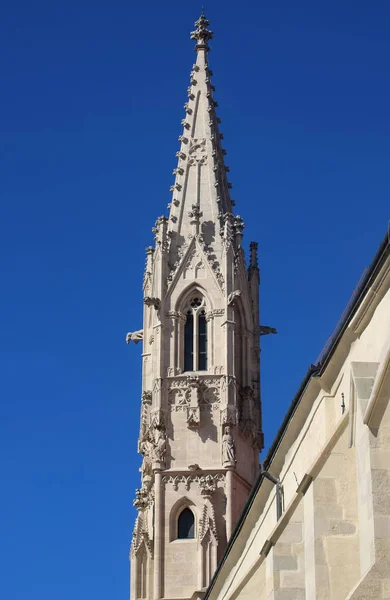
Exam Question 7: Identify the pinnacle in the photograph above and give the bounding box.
[165,14,236,257]
[190,10,213,51]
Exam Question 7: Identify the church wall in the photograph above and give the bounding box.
[168,407,221,471]
[205,255,390,599]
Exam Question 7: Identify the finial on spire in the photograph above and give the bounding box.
[190,10,213,52]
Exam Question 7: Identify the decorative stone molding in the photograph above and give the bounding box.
[142,390,152,404]
[188,204,203,221]
[162,472,225,492]
[190,12,214,51]
[199,501,218,544]
[150,408,166,430]
[220,405,238,426]
[188,138,207,166]
[131,513,153,558]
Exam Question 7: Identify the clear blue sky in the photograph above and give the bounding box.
[1,1,389,598]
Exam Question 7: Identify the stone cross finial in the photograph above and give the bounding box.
[190,11,213,51]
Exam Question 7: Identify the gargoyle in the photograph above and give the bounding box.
[144,296,161,310]
[227,290,241,306]
[259,325,277,336]
[126,330,144,344]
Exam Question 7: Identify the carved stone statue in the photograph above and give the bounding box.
[222,425,236,465]
[126,329,144,344]
[227,290,241,306]
[140,439,154,477]
[153,428,167,462]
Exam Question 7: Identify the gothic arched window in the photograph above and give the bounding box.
[177,507,195,539]
[183,295,208,372]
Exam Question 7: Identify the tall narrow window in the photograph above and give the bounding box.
[184,311,194,372]
[178,508,195,539]
[198,309,208,370]
[183,295,208,372]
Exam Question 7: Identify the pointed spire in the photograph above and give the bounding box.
[190,10,213,52]
[167,14,235,262]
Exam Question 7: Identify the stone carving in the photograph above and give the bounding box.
[238,386,262,448]
[234,215,245,233]
[186,406,200,427]
[168,377,221,412]
[173,166,184,175]
[222,426,236,465]
[259,325,277,336]
[153,428,167,462]
[222,212,235,251]
[188,463,200,471]
[199,502,218,544]
[150,408,166,430]
[199,474,216,497]
[144,296,161,310]
[188,204,203,220]
[220,405,238,426]
[140,438,154,478]
[142,391,152,404]
[188,138,207,166]
[227,290,242,306]
[126,329,143,344]
[190,12,214,49]
[133,486,149,511]
[131,513,153,558]
[168,379,191,407]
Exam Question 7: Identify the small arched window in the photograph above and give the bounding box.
[183,295,208,372]
[177,508,195,539]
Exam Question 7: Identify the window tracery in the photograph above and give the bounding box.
[183,295,208,372]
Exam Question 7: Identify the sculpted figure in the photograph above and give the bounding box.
[153,429,167,462]
[222,425,236,464]
[140,439,153,477]
[126,329,144,344]
[227,290,241,306]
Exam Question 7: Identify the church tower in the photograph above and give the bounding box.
[128,13,264,600]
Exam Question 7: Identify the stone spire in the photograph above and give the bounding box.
[128,14,263,600]
[168,11,234,257]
